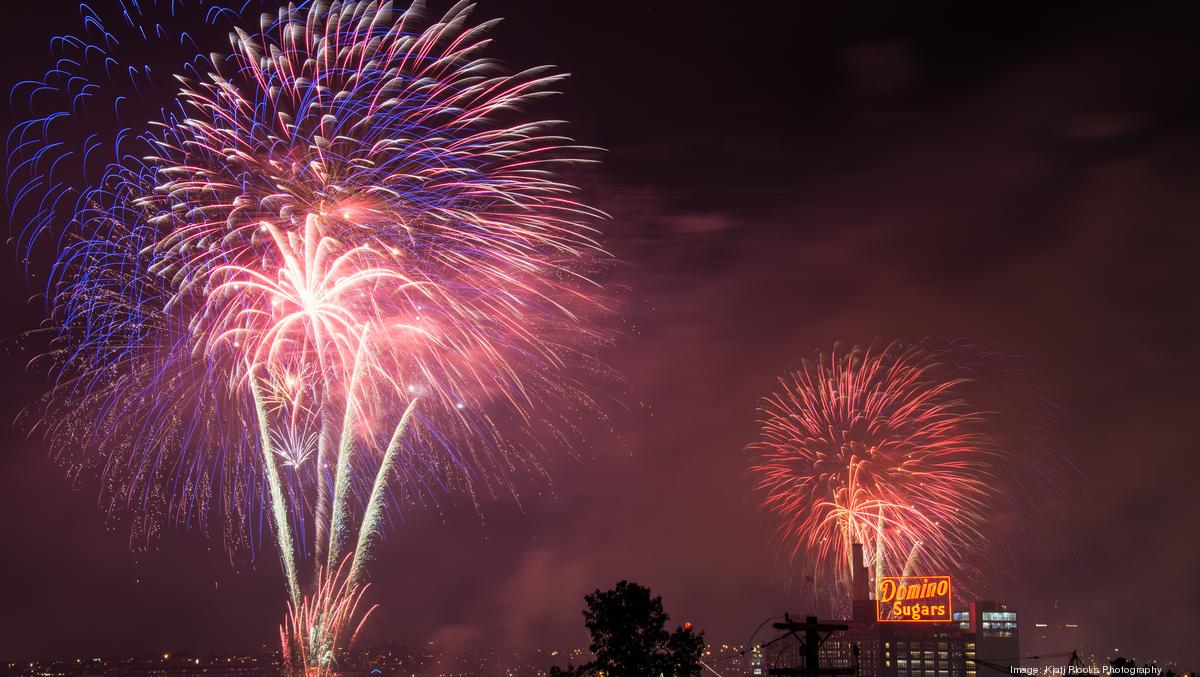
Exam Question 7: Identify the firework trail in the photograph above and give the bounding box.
[9,0,607,668]
[748,342,1057,594]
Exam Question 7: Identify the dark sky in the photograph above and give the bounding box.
[2,0,1200,668]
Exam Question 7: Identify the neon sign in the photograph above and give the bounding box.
[876,575,952,623]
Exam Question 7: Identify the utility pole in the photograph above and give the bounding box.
[766,614,856,677]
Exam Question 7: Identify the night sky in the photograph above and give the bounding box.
[2,0,1199,668]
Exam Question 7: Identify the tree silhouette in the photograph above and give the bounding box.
[551,580,705,676]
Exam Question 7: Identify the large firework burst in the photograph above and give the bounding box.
[10,0,606,669]
[749,343,1012,591]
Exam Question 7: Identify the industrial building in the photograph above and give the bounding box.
[756,545,1019,677]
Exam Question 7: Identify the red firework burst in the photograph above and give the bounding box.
[748,343,1002,588]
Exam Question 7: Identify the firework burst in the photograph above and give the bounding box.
[11,0,607,667]
[280,558,377,677]
[749,343,1009,590]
